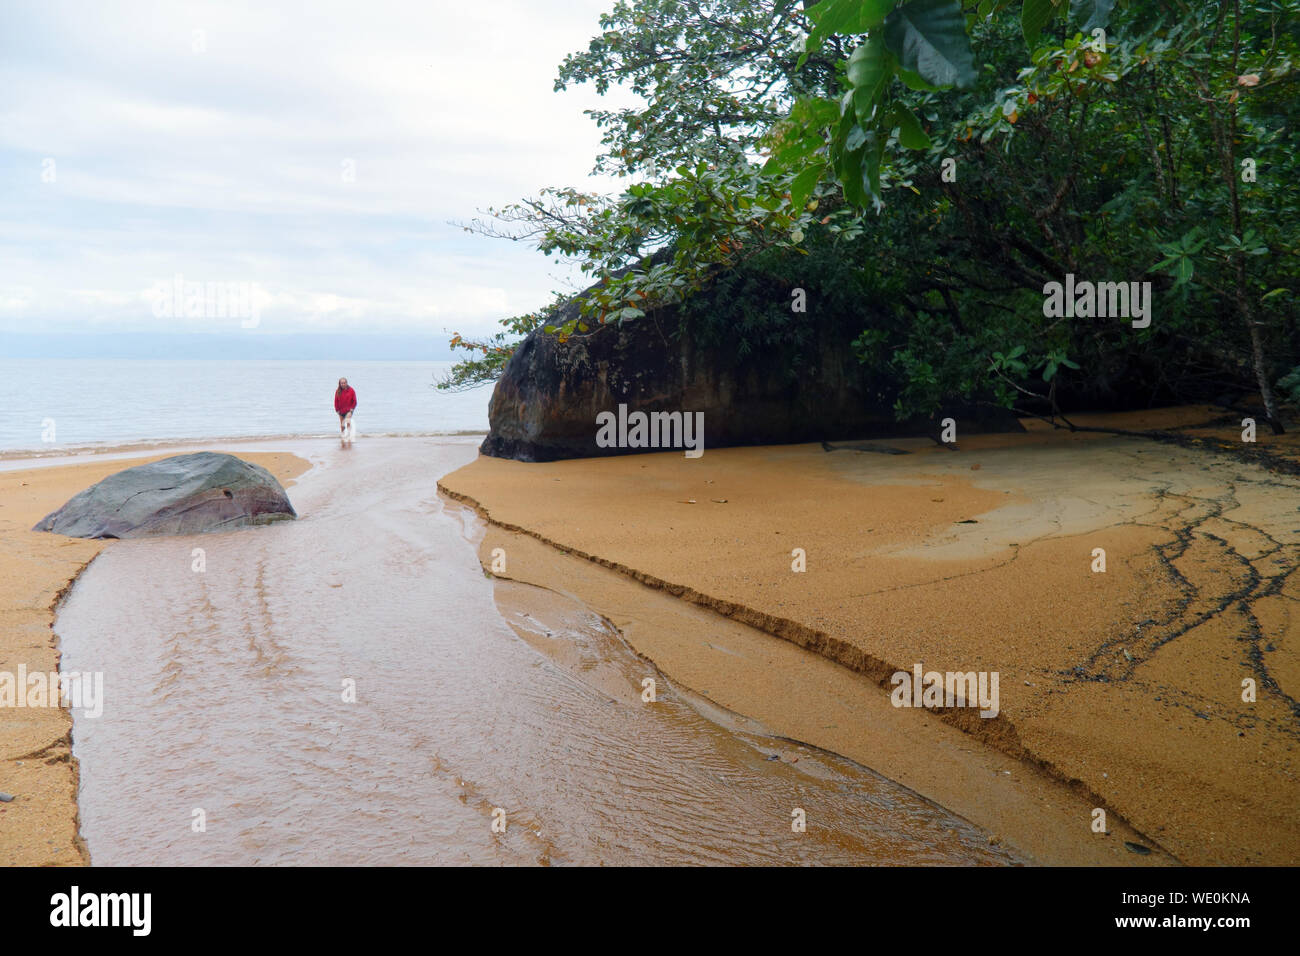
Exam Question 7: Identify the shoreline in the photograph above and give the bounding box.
[439,410,1300,866]
[0,446,311,866]
[0,431,486,466]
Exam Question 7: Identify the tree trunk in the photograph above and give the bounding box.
[1246,298,1285,433]
[1221,0,1284,433]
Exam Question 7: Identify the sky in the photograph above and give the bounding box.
[0,0,635,351]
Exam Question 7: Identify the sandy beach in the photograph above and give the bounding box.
[0,448,309,866]
[5,415,1297,867]
[441,409,1300,866]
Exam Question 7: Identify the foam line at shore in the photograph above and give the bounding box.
[0,431,487,465]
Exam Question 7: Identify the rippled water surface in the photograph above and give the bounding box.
[56,437,1018,865]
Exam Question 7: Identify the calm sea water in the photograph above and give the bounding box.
[0,359,491,451]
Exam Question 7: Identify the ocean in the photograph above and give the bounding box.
[0,359,492,452]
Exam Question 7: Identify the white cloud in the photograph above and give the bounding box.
[0,0,641,339]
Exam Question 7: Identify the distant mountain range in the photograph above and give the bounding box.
[1,333,458,361]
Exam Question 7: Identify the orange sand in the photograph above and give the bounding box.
[441,412,1300,866]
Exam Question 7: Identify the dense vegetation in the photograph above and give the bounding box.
[442,0,1299,432]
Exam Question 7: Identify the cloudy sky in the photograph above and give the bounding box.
[0,0,633,344]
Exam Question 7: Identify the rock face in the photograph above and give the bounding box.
[480,298,1023,463]
[33,452,297,539]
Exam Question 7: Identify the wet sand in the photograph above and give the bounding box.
[50,437,1017,866]
[0,447,308,866]
[440,409,1300,866]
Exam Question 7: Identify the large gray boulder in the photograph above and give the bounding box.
[33,452,297,539]
[480,279,1023,463]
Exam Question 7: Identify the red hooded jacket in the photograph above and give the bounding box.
[334,386,357,415]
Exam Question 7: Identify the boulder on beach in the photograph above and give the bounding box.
[480,272,1023,462]
[32,452,297,539]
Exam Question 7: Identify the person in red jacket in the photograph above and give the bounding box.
[334,377,357,438]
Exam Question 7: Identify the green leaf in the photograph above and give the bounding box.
[897,66,943,90]
[807,0,899,53]
[850,0,899,28]
[765,134,823,173]
[862,129,886,202]
[1070,0,1115,32]
[882,0,978,89]
[789,164,824,210]
[846,122,870,152]
[848,36,893,123]
[1021,0,1060,48]
[836,114,870,207]
[852,85,881,124]
[847,33,893,92]
[841,156,867,207]
[891,103,931,149]
[792,96,842,129]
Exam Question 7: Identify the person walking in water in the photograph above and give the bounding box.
[335,377,357,440]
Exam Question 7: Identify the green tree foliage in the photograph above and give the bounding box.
[767,0,1300,427]
[554,0,841,176]
[444,0,1299,434]
[445,0,837,388]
